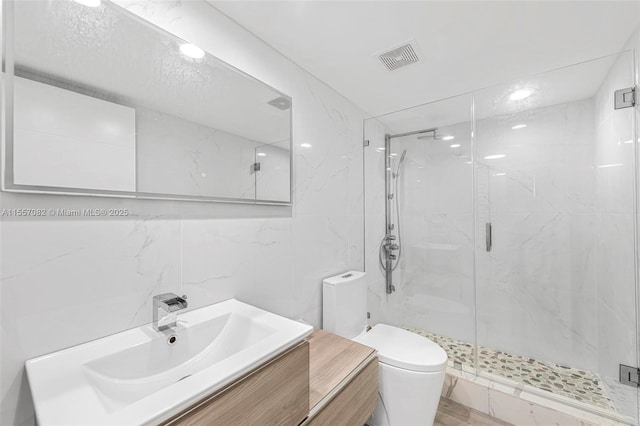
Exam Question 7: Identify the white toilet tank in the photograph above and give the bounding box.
[322,271,368,339]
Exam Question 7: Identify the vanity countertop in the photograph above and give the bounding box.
[307,329,377,415]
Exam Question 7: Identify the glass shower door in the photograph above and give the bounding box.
[363,93,477,372]
[474,52,638,423]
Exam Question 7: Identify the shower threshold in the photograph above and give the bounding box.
[406,328,617,414]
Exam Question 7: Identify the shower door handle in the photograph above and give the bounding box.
[486,223,492,252]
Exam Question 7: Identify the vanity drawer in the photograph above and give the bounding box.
[163,341,309,426]
[306,356,378,426]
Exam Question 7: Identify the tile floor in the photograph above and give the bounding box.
[407,328,617,413]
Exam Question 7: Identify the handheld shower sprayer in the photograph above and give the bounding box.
[393,149,407,178]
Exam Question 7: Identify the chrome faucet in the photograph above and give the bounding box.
[152,293,188,331]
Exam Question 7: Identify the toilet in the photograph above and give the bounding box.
[322,271,448,426]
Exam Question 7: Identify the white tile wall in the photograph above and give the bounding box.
[0,1,367,424]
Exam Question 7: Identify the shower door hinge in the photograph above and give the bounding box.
[619,364,640,387]
[614,87,635,109]
[364,139,370,147]
[251,162,261,173]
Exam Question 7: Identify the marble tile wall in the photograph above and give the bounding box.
[0,1,367,425]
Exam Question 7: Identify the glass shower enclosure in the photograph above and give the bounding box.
[364,51,639,424]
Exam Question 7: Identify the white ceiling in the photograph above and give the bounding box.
[209,0,640,117]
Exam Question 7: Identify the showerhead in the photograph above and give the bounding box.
[394,149,408,178]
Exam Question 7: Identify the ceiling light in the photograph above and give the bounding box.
[495,172,506,176]
[442,136,455,141]
[509,89,532,101]
[597,163,623,168]
[484,154,506,160]
[74,0,101,6]
[512,124,527,130]
[180,43,205,59]
[300,143,312,148]
[450,144,461,148]
[257,152,266,157]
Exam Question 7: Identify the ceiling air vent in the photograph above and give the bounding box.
[378,43,420,71]
[267,96,291,110]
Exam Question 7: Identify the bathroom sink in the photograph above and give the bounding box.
[25,299,313,425]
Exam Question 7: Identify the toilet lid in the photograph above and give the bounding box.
[354,324,448,372]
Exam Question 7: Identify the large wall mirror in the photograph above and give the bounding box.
[2,0,292,204]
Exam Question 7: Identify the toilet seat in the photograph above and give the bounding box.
[354,324,447,373]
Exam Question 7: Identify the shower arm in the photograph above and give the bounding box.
[387,127,438,139]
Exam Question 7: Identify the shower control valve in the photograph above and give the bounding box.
[389,244,399,250]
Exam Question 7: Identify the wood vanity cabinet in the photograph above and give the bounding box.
[306,357,377,426]
[161,341,310,426]
[161,330,378,426]
[304,330,378,426]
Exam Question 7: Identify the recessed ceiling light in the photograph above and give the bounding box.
[442,135,455,141]
[495,172,506,176]
[512,124,527,130]
[257,152,266,157]
[300,143,312,148]
[180,43,205,59]
[450,144,461,148]
[510,89,532,101]
[484,154,506,160]
[74,0,101,6]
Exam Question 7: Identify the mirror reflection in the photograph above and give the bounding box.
[6,0,292,203]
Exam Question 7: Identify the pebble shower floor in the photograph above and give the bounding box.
[406,328,617,413]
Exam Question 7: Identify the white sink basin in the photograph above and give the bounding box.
[26,299,313,425]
